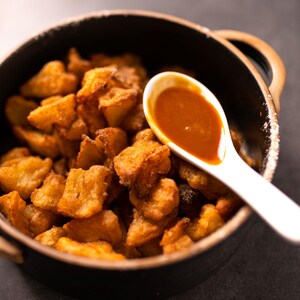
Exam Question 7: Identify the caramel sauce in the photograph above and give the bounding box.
[153,87,223,164]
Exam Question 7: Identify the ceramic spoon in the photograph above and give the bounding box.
[143,71,300,244]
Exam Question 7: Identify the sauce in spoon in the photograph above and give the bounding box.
[153,86,224,165]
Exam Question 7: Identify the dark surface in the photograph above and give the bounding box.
[0,1,299,299]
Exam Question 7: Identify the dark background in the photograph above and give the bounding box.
[0,0,299,299]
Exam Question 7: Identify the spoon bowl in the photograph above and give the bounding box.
[143,71,300,244]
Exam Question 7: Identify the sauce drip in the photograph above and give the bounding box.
[153,87,224,164]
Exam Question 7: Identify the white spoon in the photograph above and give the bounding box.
[143,71,300,244]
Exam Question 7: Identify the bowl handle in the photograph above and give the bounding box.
[0,236,23,263]
[214,30,286,114]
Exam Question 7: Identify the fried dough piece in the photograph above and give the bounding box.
[76,135,105,169]
[0,156,52,199]
[179,160,229,200]
[63,210,122,245]
[0,192,60,237]
[129,178,179,221]
[57,117,89,141]
[13,126,60,159]
[121,103,147,133]
[35,226,66,247]
[186,204,225,241]
[67,48,92,79]
[132,128,156,144]
[0,191,29,235]
[77,66,117,104]
[0,147,30,164]
[31,172,65,212]
[27,94,77,133]
[23,204,61,237]
[99,87,137,127]
[57,166,112,219]
[216,193,243,221]
[55,237,125,261]
[20,61,78,98]
[126,208,177,247]
[113,66,143,93]
[5,95,38,126]
[95,127,128,158]
[77,103,107,137]
[160,218,193,254]
[114,140,171,196]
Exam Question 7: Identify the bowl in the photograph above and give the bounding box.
[0,10,285,299]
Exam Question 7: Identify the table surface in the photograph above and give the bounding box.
[0,0,299,299]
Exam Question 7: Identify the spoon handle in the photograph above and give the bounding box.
[218,156,300,244]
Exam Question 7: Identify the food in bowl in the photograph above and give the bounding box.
[0,48,257,260]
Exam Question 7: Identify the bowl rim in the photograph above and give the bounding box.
[0,9,279,270]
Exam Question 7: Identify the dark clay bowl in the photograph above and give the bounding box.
[0,10,285,299]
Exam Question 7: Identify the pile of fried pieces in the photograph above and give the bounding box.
[0,49,255,261]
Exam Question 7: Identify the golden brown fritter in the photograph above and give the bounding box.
[129,178,179,221]
[63,210,122,245]
[76,135,105,170]
[126,208,177,247]
[0,156,52,199]
[160,218,193,254]
[57,117,89,141]
[0,191,30,235]
[216,193,243,221]
[21,61,78,98]
[77,66,116,104]
[28,94,77,133]
[132,128,156,144]
[35,226,66,247]
[57,166,112,219]
[114,140,171,196]
[179,160,229,200]
[186,204,225,241]
[95,127,128,159]
[23,204,61,237]
[55,237,125,260]
[99,87,138,127]
[31,172,65,212]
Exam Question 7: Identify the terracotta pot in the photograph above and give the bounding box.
[0,10,285,299]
